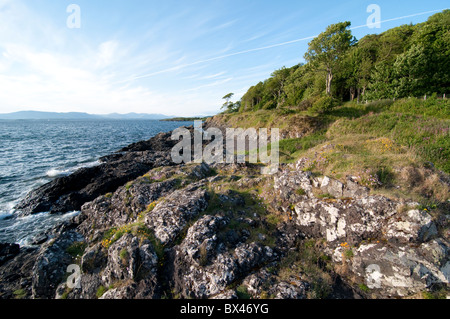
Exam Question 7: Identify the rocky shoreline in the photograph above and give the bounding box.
[1,124,448,299]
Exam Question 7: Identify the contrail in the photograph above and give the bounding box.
[350,8,448,31]
[116,8,448,84]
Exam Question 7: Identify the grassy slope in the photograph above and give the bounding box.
[210,97,450,205]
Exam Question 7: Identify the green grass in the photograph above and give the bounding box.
[277,238,333,299]
[13,289,26,299]
[213,97,449,210]
[66,242,87,258]
[236,285,252,299]
[96,286,108,299]
[277,131,327,162]
[359,283,371,293]
[421,287,448,299]
[101,222,165,259]
[328,111,449,173]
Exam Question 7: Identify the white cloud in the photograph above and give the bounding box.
[0,1,277,116]
[96,41,120,69]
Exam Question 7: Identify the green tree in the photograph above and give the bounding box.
[393,44,429,97]
[222,93,234,106]
[304,22,356,96]
[271,67,291,107]
[221,93,234,111]
[221,93,240,113]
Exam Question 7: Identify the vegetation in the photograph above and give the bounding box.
[232,10,449,113]
[211,10,449,219]
[13,289,26,299]
[66,242,87,258]
[236,285,252,299]
[278,239,334,299]
[96,285,108,299]
[101,222,165,259]
[160,116,210,122]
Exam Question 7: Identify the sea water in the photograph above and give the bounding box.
[0,119,186,246]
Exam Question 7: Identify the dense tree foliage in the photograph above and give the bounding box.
[236,10,449,113]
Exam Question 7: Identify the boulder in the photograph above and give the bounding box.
[144,183,209,245]
[31,230,84,299]
[0,243,20,266]
[334,239,449,297]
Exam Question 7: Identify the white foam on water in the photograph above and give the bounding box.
[0,211,14,221]
[46,168,71,178]
[45,160,100,178]
[13,211,81,247]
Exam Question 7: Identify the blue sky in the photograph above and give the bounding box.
[0,0,448,116]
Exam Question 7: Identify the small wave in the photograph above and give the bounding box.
[46,168,71,178]
[0,211,14,221]
[45,160,100,178]
[3,211,81,247]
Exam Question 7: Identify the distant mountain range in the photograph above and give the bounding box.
[0,111,172,120]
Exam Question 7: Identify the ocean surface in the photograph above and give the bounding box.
[0,119,187,246]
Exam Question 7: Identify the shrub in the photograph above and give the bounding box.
[66,242,87,258]
[262,101,276,110]
[298,98,314,111]
[310,96,337,114]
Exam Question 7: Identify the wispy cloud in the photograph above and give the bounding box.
[182,77,234,93]
[201,71,227,80]
[0,0,446,116]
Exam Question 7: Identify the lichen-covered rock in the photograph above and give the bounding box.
[384,209,438,243]
[76,178,179,238]
[0,243,20,266]
[102,233,158,287]
[144,183,209,245]
[57,233,160,300]
[293,196,394,244]
[31,230,84,299]
[240,267,308,299]
[335,239,449,297]
[0,246,38,299]
[81,243,106,274]
[172,214,274,299]
[3,129,448,300]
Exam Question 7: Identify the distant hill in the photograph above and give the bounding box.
[160,116,211,122]
[0,111,171,120]
[101,112,171,120]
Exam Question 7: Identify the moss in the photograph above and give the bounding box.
[236,285,251,299]
[359,283,371,293]
[13,289,26,299]
[266,214,282,227]
[421,288,448,299]
[119,248,129,264]
[125,181,134,191]
[198,244,209,267]
[277,238,334,299]
[66,242,87,258]
[344,248,354,259]
[96,286,108,298]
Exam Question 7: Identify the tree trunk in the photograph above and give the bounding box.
[326,70,333,95]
